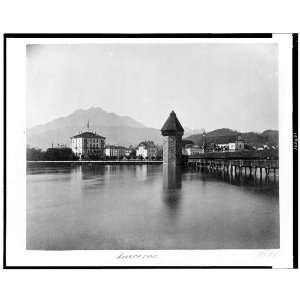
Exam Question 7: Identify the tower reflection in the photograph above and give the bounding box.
[162,164,182,218]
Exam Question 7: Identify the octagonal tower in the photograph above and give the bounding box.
[161,111,184,165]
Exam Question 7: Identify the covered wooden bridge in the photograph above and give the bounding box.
[185,150,279,177]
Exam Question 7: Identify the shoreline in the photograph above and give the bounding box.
[27,160,163,164]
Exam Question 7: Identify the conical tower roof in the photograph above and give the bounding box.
[161,111,184,136]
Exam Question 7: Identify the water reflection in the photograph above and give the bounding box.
[27,162,75,175]
[162,164,182,218]
[27,163,279,250]
[163,163,182,190]
[183,167,278,193]
[80,164,106,179]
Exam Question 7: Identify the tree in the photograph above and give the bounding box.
[27,147,44,161]
[27,146,78,161]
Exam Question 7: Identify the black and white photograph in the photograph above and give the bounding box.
[3,34,296,268]
[26,41,280,251]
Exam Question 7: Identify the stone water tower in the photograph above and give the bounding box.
[161,111,184,165]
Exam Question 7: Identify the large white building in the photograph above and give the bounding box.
[184,145,204,156]
[229,136,245,152]
[136,142,157,159]
[71,131,106,159]
[105,145,127,158]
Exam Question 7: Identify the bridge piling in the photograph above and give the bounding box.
[186,157,278,181]
[259,168,262,180]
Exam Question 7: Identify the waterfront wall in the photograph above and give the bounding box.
[27,160,163,165]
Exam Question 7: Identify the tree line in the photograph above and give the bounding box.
[27,147,78,161]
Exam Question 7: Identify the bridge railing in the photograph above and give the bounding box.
[187,159,279,169]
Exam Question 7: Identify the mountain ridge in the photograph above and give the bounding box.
[29,106,145,132]
[185,128,278,146]
[27,107,278,150]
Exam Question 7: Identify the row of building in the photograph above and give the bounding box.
[70,126,252,161]
[183,136,246,155]
[70,128,160,160]
[70,118,278,160]
[105,142,158,159]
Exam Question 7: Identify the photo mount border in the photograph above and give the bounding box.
[2,32,298,269]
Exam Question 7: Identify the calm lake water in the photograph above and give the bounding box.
[27,163,279,250]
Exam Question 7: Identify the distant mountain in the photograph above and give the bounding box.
[185,128,278,146]
[27,107,162,149]
[29,106,145,135]
[27,108,278,150]
[183,127,204,137]
[261,130,279,145]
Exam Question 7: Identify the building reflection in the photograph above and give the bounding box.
[80,163,106,180]
[135,164,148,181]
[162,164,183,219]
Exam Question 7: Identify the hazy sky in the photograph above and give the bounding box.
[27,43,278,131]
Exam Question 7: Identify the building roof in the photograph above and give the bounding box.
[182,139,194,146]
[236,135,245,142]
[46,147,72,151]
[161,111,184,136]
[137,141,156,149]
[71,131,106,139]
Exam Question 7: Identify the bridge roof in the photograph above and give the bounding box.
[161,111,184,135]
[187,149,278,160]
